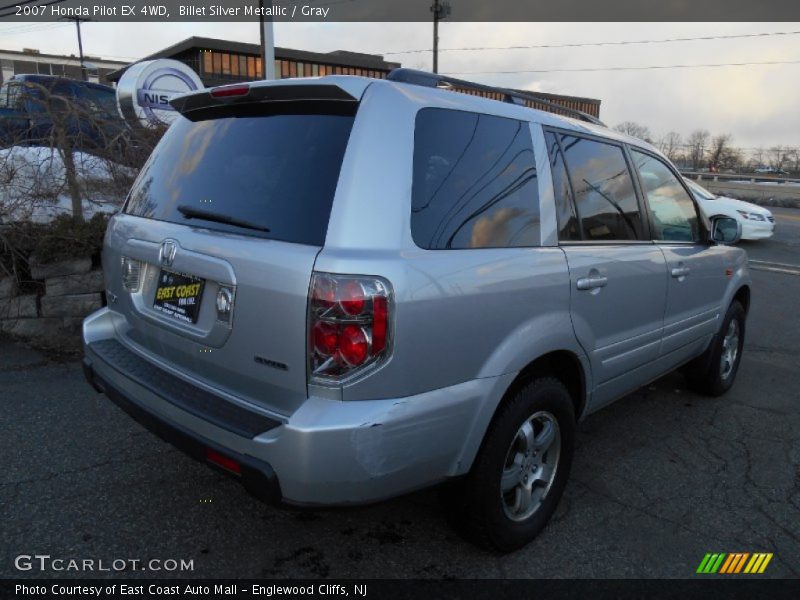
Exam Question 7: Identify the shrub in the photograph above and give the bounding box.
[0,213,110,285]
[32,212,110,263]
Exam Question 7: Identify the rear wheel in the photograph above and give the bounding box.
[684,301,746,396]
[447,377,575,552]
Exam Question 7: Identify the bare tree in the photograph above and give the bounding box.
[613,121,652,142]
[16,81,88,223]
[687,129,710,170]
[2,79,160,225]
[1,80,165,291]
[786,147,800,174]
[657,131,683,161]
[708,134,739,171]
[751,147,765,169]
[52,113,84,223]
[725,147,744,172]
[768,145,788,171]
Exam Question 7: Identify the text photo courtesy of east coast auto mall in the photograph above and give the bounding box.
[1,0,799,597]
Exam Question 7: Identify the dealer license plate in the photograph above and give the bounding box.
[153,270,205,324]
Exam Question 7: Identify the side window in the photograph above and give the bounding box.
[8,83,26,111]
[560,134,644,241]
[0,82,17,109]
[411,108,540,250]
[20,82,49,113]
[75,85,116,117]
[631,150,700,242]
[544,131,580,241]
[92,89,118,117]
[50,81,75,101]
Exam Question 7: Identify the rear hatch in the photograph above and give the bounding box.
[103,80,364,417]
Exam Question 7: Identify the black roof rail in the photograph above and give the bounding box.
[386,68,605,127]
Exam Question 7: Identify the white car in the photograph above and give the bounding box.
[754,166,789,175]
[684,178,775,241]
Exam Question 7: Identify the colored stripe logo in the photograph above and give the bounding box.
[697,553,773,574]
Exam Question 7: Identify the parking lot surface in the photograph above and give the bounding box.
[1,208,799,579]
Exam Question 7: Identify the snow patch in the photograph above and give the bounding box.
[0,145,134,223]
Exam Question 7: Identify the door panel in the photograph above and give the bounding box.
[659,245,726,359]
[563,245,667,389]
[548,131,669,409]
[627,148,728,366]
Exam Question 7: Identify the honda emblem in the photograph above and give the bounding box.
[159,239,178,267]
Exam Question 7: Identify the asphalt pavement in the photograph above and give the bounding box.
[1,209,799,579]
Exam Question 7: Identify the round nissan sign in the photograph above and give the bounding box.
[116,59,203,128]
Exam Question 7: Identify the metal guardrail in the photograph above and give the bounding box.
[680,171,800,185]
[681,171,800,207]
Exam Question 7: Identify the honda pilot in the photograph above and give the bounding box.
[82,69,751,551]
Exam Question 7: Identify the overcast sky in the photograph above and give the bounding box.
[2,21,798,149]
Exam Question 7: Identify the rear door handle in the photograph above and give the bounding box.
[671,266,691,278]
[576,276,608,290]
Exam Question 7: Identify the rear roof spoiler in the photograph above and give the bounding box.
[170,79,362,117]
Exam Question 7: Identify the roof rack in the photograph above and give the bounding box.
[386,68,605,127]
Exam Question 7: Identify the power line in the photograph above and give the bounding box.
[444,59,800,76]
[380,30,800,56]
[0,22,70,35]
[0,21,61,31]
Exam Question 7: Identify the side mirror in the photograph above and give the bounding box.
[711,216,742,245]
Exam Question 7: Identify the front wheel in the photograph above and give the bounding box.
[684,300,746,396]
[448,377,575,552]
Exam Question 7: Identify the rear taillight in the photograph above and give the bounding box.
[120,256,142,292]
[308,273,393,382]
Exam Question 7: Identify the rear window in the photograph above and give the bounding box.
[124,110,355,246]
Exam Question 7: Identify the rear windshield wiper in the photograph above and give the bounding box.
[177,205,271,233]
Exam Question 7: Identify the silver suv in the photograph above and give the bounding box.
[82,69,750,552]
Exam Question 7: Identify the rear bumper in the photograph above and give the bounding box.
[83,308,512,505]
[82,356,282,504]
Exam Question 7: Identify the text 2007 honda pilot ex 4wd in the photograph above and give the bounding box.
[83,69,751,552]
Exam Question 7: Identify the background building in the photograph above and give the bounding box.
[0,47,126,86]
[106,37,403,87]
[107,36,601,118]
[1,37,601,119]
[457,85,601,120]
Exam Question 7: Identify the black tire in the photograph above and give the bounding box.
[684,301,746,396]
[446,377,575,553]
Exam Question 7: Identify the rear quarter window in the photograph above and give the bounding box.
[411,108,540,250]
[124,109,355,246]
[545,131,580,241]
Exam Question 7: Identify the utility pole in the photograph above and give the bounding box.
[71,17,88,81]
[259,0,276,80]
[430,0,451,73]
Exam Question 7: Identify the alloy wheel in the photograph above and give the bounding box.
[500,411,561,522]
